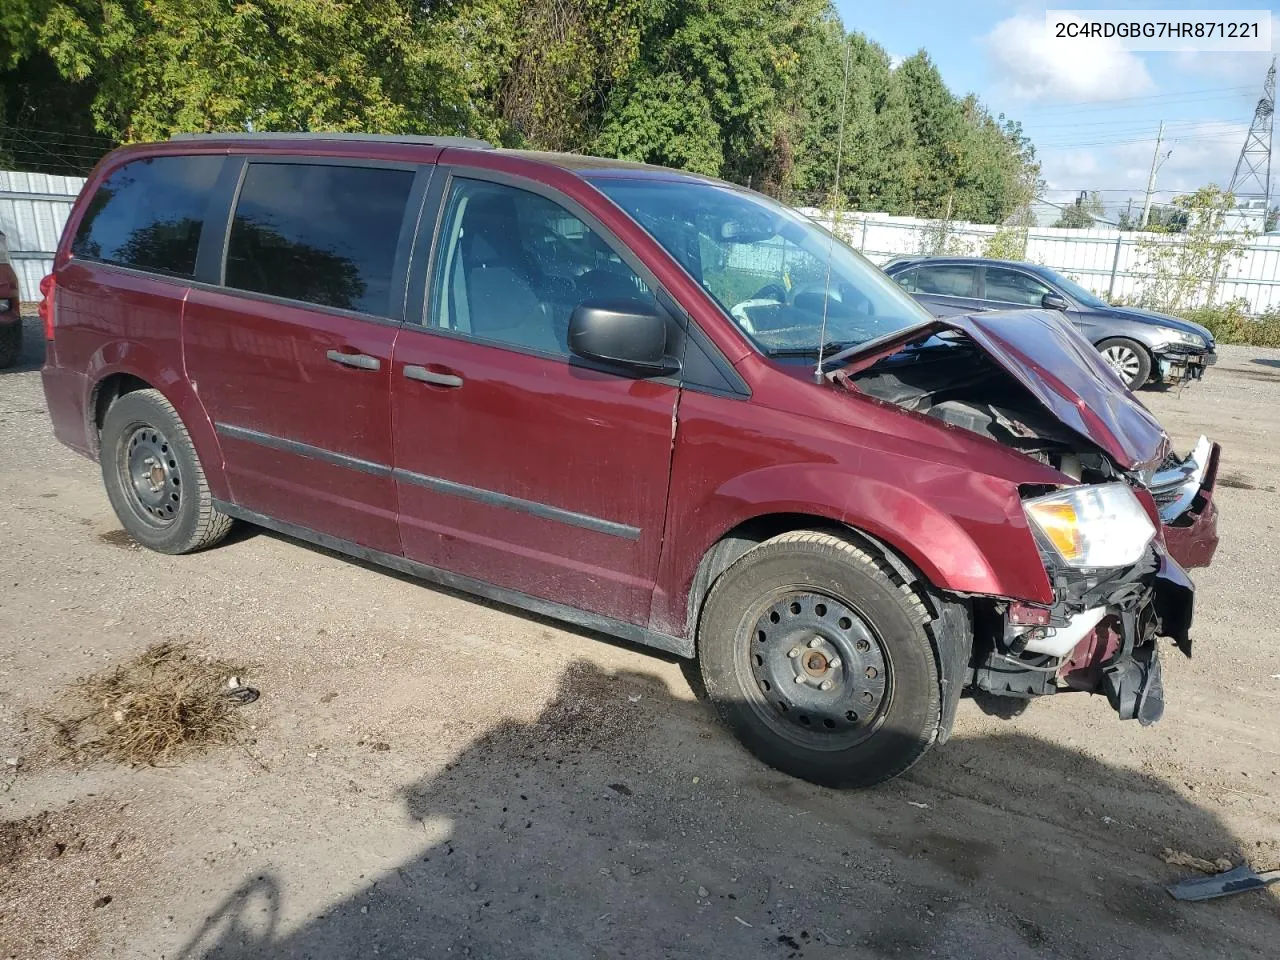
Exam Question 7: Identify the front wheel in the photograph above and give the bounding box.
[698,531,941,788]
[1098,337,1151,388]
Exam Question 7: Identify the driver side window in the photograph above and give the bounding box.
[429,178,655,356]
[983,267,1052,307]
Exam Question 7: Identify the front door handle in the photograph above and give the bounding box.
[404,365,463,388]
[326,349,381,371]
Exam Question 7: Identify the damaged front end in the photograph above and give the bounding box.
[833,310,1220,569]
[829,310,1216,725]
[970,546,1194,725]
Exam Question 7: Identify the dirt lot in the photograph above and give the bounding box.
[2,310,1278,959]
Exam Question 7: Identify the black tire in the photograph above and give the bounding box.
[1097,337,1151,388]
[100,388,232,554]
[698,530,941,788]
[0,320,20,369]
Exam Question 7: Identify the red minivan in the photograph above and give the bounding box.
[40,134,1220,786]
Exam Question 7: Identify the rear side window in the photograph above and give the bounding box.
[895,264,978,298]
[72,155,222,278]
[224,163,414,317]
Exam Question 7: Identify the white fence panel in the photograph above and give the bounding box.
[0,171,86,300]
[803,207,1280,315]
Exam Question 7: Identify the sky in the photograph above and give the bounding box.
[832,0,1278,220]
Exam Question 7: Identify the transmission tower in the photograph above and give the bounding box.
[1226,59,1275,231]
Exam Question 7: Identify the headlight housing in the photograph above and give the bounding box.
[1023,483,1156,569]
[1157,327,1205,349]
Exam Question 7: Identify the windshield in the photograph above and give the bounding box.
[1039,267,1109,309]
[590,178,933,357]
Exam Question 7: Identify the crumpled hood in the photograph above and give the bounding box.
[1103,305,1214,344]
[952,310,1170,468]
[837,310,1170,469]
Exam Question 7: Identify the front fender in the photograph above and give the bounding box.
[722,463,1050,600]
[652,460,1053,639]
[85,340,230,501]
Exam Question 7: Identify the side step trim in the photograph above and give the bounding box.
[212,500,694,659]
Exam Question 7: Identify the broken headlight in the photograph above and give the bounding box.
[1023,483,1155,569]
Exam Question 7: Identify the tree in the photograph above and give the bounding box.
[4,0,1043,225]
[1052,191,1105,228]
[29,0,488,142]
[1136,186,1246,313]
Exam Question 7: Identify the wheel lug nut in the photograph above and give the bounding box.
[788,647,801,659]
[865,666,878,679]
[819,680,833,691]
[828,657,841,669]
[855,640,870,652]
[808,637,823,648]
[861,691,874,704]
[794,674,807,684]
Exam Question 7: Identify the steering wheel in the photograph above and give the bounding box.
[749,281,789,304]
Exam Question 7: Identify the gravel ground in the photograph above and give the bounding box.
[1,308,1278,958]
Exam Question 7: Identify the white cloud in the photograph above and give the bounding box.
[1171,16,1280,82]
[985,13,1155,102]
[1038,122,1251,217]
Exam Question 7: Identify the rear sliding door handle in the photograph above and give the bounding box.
[326,350,381,371]
[404,365,463,388]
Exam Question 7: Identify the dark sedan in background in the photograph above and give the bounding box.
[883,256,1216,388]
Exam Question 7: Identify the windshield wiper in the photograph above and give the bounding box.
[765,341,855,358]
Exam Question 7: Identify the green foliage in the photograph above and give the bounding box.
[919,219,975,257]
[594,70,723,175]
[1136,186,1247,315]
[5,0,1041,222]
[1052,192,1105,229]
[1183,300,1280,347]
[982,225,1028,260]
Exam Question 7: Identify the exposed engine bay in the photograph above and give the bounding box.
[844,335,1120,482]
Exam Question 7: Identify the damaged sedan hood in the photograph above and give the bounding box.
[834,310,1170,469]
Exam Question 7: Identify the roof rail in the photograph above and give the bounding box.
[168,132,493,149]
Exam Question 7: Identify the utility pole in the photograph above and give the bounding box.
[1140,121,1169,229]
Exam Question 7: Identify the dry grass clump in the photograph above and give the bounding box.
[48,642,251,765]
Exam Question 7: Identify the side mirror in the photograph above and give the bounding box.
[568,299,678,374]
[1042,292,1069,311]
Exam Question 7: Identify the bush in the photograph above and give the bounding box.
[1182,300,1280,348]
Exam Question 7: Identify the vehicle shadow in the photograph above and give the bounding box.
[173,661,1279,960]
[249,525,687,664]
[1251,357,1280,368]
[0,312,45,374]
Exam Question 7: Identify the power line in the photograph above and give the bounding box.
[1020,85,1255,113]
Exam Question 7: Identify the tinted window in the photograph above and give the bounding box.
[225,163,414,317]
[429,179,654,355]
[72,155,222,278]
[896,264,978,298]
[984,267,1052,306]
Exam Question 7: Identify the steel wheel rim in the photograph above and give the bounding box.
[1102,344,1141,383]
[119,424,182,527]
[739,589,892,751]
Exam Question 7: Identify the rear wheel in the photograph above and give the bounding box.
[0,320,20,369]
[1098,337,1151,388]
[698,531,941,788]
[99,388,232,554]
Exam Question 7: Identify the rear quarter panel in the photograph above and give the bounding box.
[49,260,229,498]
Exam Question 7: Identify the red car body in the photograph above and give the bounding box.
[39,136,1217,732]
